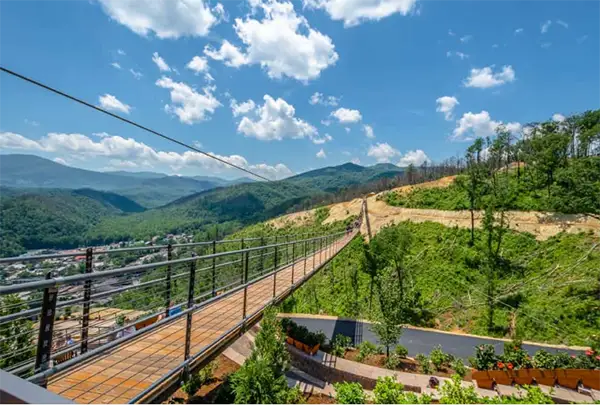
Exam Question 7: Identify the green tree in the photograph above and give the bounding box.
[0,295,35,369]
[334,382,366,404]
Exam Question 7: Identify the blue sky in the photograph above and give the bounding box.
[1,0,598,180]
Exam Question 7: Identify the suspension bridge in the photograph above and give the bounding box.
[0,221,360,403]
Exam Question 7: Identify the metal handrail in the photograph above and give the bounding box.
[0,232,344,295]
[0,232,314,264]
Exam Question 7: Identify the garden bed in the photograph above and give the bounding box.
[342,348,473,382]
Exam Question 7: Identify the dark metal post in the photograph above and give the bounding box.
[164,243,173,319]
[304,240,308,276]
[34,272,58,387]
[259,236,265,275]
[184,254,196,373]
[211,240,216,297]
[240,238,244,285]
[285,234,289,265]
[312,238,316,269]
[273,246,278,298]
[80,248,93,354]
[242,251,249,321]
[291,242,296,284]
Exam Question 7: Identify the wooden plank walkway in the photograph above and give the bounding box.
[46,233,355,404]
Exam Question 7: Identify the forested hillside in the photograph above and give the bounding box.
[282,221,599,346]
[384,110,600,217]
[0,189,144,256]
[0,162,415,256]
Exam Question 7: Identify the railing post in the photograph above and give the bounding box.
[320,237,323,264]
[164,243,173,319]
[242,251,248,322]
[291,241,295,285]
[80,248,93,354]
[240,238,244,285]
[273,246,278,298]
[211,240,216,297]
[34,272,58,388]
[304,240,308,276]
[259,236,265,275]
[184,254,196,376]
[285,234,289,265]
[312,238,316,269]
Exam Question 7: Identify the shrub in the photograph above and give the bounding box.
[181,372,202,400]
[532,350,554,369]
[501,340,532,370]
[331,334,352,357]
[552,351,574,369]
[373,376,405,404]
[356,341,382,362]
[334,382,366,404]
[451,358,467,378]
[199,361,217,385]
[395,345,409,358]
[430,345,449,371]
[416,353,432,374]
[385,354,402,370]
[439,374,479,404]
[472,344,498,371]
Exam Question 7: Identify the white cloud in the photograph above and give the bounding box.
[230,99,257,117]
[435,96,459,121]
[541,42,552,49]
[117,49,126,55]
[577,35,588,44]
[204,72,215,83]
[129,69,143,79]
[24,119,40,127]
[304,0,418,27]
[344,127,351,133]
[53,157,69,166]
[514,28,523,35]
[0,131,292,180]
[367,142,400,163]
[398,149,430,167]
[460,35,472,43]
[213,3,227,22]
[541,20,552,33]
[452,110,520,141]
[98,94,132,114]
[316,148,326,158]
[152,52,171,72]
[236,95,318,141]
[446,51,469,60]
[552,113,566,123]
[97,0,218,39]
[204,40,248,68]
[186,56,209,74]
[363,124,375,139]
[331,107,362,123]
[312,134,333,144]
[464,65,515,89]
[111,62,122,70]
[193,140,203,148]
[448,29,455,36]
[321,119,331,127]
[556,19,568,29]
[309,92,339,106]
[351,157,360,164]
[155,76,221,124]
[205,0,338,82]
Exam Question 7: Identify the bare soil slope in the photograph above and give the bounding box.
[268,176,600,240]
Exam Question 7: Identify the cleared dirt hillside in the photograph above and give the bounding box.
[268,176,600,241]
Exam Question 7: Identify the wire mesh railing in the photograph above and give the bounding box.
[0,229,353,388]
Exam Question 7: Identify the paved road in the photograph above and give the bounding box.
[284,315,584,361]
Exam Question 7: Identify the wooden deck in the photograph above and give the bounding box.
[46,234,355,403]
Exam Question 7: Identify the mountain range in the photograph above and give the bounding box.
[0,154,254,207]
[0,154,404,256]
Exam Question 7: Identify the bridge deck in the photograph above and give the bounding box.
[46,233,354,404]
